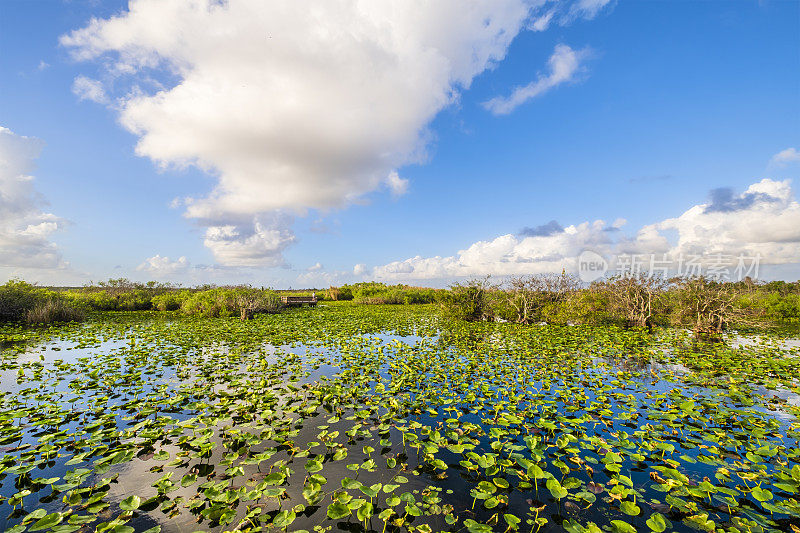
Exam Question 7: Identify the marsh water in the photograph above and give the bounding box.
[1,307,799,533]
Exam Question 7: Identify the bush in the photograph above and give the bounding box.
[440,277,497,322]
[152,290,193,311]
[0,280,83,324]
[0,280,49,321]
[342,282,439,305]
[669,276,765,337]
[62,278,177,311]
[64,290,118,311]
[495,273,580,324]
[543,285,615,326]
[180,287,282,319]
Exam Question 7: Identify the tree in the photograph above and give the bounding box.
[233,288,282,321]
[672,276,752,338]
[441,276,497,322]
[602,272,667,330]
[503,272,580,324]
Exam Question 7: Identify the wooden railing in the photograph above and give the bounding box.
[280,294,318,306]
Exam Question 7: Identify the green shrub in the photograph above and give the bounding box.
[0,280,83,324]
[152,290,193,311]
[346,283,439,305]
[327,286,353,301]
[0,280,50,320]
[180,287,282,319]
[64,290,118,311]
[440,277,497,322]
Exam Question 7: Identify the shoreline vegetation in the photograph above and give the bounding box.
[0,275,798,337]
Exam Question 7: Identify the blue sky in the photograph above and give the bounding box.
[1,0,798,287]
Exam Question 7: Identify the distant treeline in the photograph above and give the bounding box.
[1,276,798,334]
[0,279,286,324]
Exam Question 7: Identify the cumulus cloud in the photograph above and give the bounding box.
[373,220,614,280]
[370,179,800,281]
[61,0,548,264]
[136,254,190,276]
[202,215,296,267]
[483,44,590,115]
[0,126,67,269]
[629,179,800,263]
[770,147,800,167]
[71,75,108,104]
[704,186,780,213]
[61,1,611,266]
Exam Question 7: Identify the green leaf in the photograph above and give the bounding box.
[646,512,668,533]
[620,501,640,516]
[546,478,568,499]
[356,501,374,521]
[341,477,362,490]
[327,501,351,520]
[503,514,521,530]
[273,510,296,528]
[611,520,637,533]
[120,495,142,511]
[30,513,64,532]
[751,486,773,502]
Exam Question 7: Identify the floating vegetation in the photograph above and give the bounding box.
[0,304,799,533]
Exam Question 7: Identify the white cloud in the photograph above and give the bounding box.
[61,0,605,266]
[307,262,323,272]
[373,220,613,280]
[529,10,555,31]
[386,171,409,197]
[567,0,613,21]
[71,75,108,104]
[202,215,296,267]
[770,147,800,167]
[627,179,800,264]
[529,0,612,31]
[295,268,350,288]
[483,44,590,115]
[370,179,800,281]
[353,263,368,276]
[135,253,249,283]
[136,254,190,276]
[0,126,67,270]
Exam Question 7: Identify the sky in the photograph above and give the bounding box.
[0,0,798,288]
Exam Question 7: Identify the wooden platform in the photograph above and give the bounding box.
[281,295,318,307]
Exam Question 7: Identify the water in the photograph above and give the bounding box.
[1,316,798,533]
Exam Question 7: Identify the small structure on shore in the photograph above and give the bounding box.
[281,293,318,307]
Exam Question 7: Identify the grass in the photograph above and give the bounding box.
[24,299,85,325]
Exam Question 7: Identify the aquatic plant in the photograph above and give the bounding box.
[1,304,797,532]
